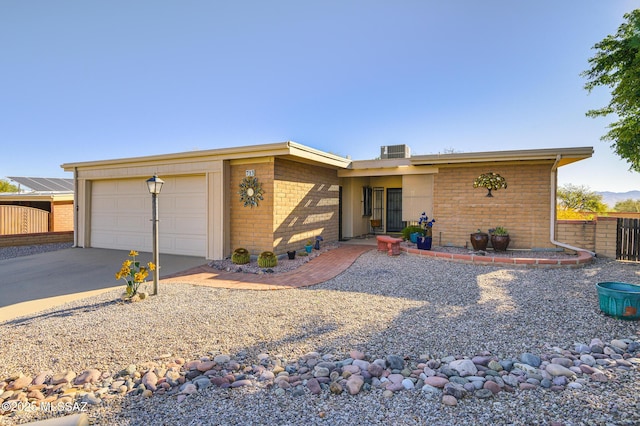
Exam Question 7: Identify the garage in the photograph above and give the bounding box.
[90,175,207,257]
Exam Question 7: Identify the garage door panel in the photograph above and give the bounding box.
[116,215,147,230]
[174,237,206,256]
[91,176,207,256]
[116,196,145,212]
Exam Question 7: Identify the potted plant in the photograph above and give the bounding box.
[489,227,510,251]
[470,229,489,251]
[304,240,313,253]
[473,172,507,197]
[287,250,296,259]
[401,225,424,243]
[416,212,435,250]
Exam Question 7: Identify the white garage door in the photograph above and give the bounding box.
[91,176,207,256]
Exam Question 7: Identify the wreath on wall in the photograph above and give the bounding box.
[239,176,264,207]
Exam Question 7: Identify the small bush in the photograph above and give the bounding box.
[257,251,278,268]
[401,225,424,241]
[232,248,250,265]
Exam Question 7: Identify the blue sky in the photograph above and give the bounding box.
[2,1,639,192]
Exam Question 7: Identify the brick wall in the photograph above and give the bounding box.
[433,163,553,249]
[556,220,596,252]
[52,200,74,232]
[0,231,74,247]
[594,216,618,258]
[229,160,275,256]
[273,158,339,254]
[228,158,339,256]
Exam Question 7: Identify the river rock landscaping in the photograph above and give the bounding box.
[1,247,639,425]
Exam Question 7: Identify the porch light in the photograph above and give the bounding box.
[146,175,164,295]
[146,175,164,194]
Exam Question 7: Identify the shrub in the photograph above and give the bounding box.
[231,248,250,265]
[401,225,424,241]
[257,251,278,268]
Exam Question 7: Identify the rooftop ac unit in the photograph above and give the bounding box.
[380,144,411,159]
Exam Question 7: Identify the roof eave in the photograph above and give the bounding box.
[409,147,594,166]
[61,141,351,171]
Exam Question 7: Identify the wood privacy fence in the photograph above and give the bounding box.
[0,205,49,235]
[617,218,640,261]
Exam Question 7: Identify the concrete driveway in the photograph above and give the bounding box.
[0,247,207,322]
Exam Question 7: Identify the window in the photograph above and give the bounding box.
[363,186,372,216]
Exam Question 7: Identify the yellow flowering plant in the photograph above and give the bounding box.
[115,250,156,297]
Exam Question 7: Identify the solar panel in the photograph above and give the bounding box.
[7,177,74,192]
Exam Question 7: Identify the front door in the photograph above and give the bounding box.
[386,188,404,232]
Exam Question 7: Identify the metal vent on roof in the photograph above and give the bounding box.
[380,145,411,159]
[7,177,74,192]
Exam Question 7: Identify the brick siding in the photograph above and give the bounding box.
[273,158,339,254]
[51,201,74,232]
[228,158,339,257]
[433,163,553,249]
[229,161,275,255]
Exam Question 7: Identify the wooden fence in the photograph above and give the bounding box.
[617,218,640,261]
[0,205,49,235]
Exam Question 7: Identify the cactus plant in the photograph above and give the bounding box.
[257,251,278,268]
[231,248,250,265]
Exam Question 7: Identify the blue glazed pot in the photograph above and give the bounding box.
[410,232,421,244]
[417,236,432,250]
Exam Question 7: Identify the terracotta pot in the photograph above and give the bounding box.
[470,233,489,251]
[491,235,510,251]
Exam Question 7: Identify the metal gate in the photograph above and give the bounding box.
[617,218,640,261]
[386,188,404,232]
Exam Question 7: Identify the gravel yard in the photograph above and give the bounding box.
[1,246,640,425]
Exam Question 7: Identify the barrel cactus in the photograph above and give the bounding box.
[231,248,250,265]
[257,251,278,268]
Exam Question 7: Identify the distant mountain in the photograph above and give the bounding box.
[598,191,640,208]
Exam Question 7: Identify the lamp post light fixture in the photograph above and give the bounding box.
[146,175,164,295]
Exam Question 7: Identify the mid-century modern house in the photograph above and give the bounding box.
[61,142,593,260]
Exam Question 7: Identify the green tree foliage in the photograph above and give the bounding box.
[614,198,640,212]
[557,184,608,212]
[582,10,640,172]
[0,179,19,193]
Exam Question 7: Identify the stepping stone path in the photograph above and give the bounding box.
[1,337,639,415]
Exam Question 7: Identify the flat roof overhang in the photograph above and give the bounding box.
[0,192,74,202]
[61,141,351,173]
[409,146,594,167]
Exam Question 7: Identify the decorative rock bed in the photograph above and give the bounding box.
[2,337,638,418]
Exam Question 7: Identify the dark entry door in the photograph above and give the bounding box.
[386,188,404,232]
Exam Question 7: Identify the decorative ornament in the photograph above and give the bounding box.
[239,176,264,207]
[473,172,507,197]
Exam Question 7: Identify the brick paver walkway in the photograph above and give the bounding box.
[161,244,374,291]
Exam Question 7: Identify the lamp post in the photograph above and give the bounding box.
[146,175,164,295]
